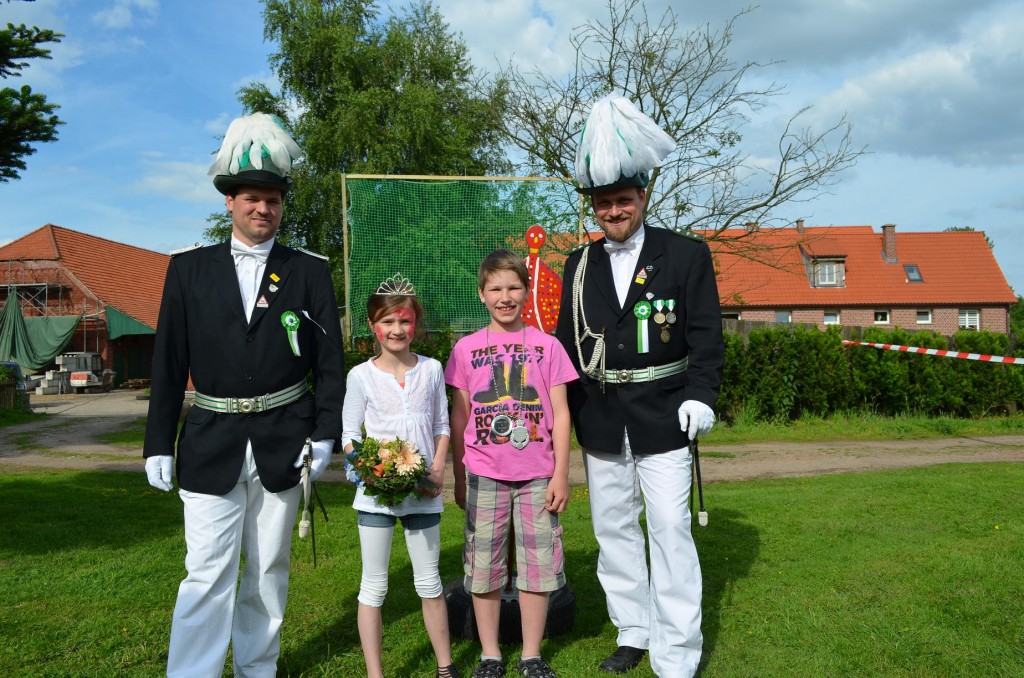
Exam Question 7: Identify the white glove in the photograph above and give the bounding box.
[677,400,715,440]
[293,440,333,481]
[145,455,174,492]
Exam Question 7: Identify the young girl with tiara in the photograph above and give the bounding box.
[342,273,460,678]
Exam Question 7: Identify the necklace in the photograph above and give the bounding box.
[485,325,530,450]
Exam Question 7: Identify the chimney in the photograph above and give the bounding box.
[881,223,897,262]
[795,218,805,233]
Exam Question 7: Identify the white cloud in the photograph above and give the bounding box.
[804,2,1024,166]
[135,159,218,204]
[204,113,231,135]
[995,194,1024,213]
[92,0,160,31]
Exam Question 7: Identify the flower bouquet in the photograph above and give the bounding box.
[345,436,430,506]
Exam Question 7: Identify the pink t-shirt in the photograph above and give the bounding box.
[445,325,578,481]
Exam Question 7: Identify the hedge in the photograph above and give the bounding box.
[344,326,1024,423]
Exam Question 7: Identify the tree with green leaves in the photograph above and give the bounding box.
[0,2,63,182]
[497,0,864,242]
[1009,296,1024,339]
[205,0,509,257]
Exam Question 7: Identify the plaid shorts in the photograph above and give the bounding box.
[463,473,565,594]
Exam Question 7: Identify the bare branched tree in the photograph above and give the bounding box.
[497,0,865,251]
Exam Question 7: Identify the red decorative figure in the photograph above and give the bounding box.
[521,224,562,334]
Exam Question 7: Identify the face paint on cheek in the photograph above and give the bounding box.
[394,307,416,335]
[374,326,385,341]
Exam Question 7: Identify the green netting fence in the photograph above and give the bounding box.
[343,175,584,343]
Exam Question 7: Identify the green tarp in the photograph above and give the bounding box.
[106,305,155,340]
[0,295,81,371]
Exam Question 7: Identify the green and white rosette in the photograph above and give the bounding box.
[281,311,301,356]
[633,300,652,354]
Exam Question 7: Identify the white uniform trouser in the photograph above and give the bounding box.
[167,443,301,678]
[583,434,702,678]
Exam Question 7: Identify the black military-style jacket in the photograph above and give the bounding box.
[555,226,724,455]
[144,241,345,494]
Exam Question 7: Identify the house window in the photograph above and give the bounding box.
[916,310,932,324]
[776,311,792,324]
[823,310,840,325]
[874,310,890,324]
[959,309,980,330]
[817,261,836,285]
[811,259,844,287]
[722,312,741,320]
[904,264,923,282]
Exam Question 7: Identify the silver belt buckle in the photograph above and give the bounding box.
[616,369,632,383]
[236,397,257,413]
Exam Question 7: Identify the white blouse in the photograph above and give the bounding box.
[342,355,451,515]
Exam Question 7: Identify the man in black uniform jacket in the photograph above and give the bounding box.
[143,113,345,677]
[556,95,723,677]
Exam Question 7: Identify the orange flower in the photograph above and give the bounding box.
[373,462,386,477]
[395,445,422,475]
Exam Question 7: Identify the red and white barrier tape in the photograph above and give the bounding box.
[841,340,1024,365]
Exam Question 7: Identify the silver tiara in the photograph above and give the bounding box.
[375,273,416,296]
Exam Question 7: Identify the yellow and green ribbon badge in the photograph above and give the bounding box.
[281,311,301,356]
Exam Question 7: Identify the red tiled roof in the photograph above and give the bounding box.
[0,224,168,328]
[703,225,1015,307]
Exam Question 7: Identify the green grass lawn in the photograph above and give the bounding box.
[95,417,149,446]
[704,411,1024,445]
[1,463,1021,677]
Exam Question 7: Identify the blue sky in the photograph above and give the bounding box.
[3,0,1023,294]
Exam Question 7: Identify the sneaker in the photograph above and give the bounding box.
[437,665,463,678]
[472,659,507,678]
[517,658,556,678]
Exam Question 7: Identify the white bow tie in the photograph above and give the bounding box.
[231,243,269,264]
[604,239,638,255]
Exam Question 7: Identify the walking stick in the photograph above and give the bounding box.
[691,437,708,527]
[299,439,330,567]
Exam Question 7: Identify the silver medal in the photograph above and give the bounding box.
[491,414,514,437]
[510,419,530,450]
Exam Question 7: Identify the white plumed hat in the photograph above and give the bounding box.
[209,113,304,195]
[575,93,675,194]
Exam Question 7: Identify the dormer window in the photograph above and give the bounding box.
[904,264,923,282]
[810,259,845,287]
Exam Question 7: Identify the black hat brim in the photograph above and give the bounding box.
[213,169,293,196]
[575,171,648,195]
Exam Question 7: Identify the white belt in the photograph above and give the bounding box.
[593,357,688,384]
[193,379,307,414]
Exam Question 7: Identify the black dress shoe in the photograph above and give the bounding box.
[599,646,646,673]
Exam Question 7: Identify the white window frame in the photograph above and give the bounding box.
[816,261,837,286]
[874,310,890,324]
[959,309,980,330]
[823,310,840,325]
[776,310,792,324]
[916,310,932,324]
[722,312,741,321]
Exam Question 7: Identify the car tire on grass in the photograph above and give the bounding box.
[443,577,576,643]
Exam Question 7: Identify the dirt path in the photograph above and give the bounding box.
[3,391,1024,486]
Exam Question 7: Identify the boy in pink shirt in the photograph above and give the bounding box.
[445,250,578,678]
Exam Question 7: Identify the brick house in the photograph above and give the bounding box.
[709,222,1016,335]
[0,224,168,382]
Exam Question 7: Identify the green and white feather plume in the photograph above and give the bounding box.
[208,113,303,178]
[575,94,676,190]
